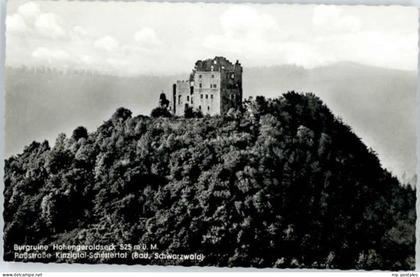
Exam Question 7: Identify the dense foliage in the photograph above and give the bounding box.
[3,92,415,269]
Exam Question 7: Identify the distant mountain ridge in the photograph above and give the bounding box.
[5,62,416,179]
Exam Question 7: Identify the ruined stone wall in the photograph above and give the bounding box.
[193,71,221,115]
[220,65,242,114]
[174,80,191,116]
[194,56,234,72]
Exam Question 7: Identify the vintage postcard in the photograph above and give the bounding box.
[2,0,417,270]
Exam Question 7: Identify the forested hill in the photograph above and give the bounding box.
[4,92,415,270]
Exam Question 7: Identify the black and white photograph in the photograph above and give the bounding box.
[2,0,417,271]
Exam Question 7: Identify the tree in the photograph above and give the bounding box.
[159,92,169,109]
[112,107,132,122]
[184,106,203,118]
[151,92,172,118]
[72,126,88,141]
[151,107,172,118]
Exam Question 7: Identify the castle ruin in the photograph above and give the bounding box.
[172,57,243,116]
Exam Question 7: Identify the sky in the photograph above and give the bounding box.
[5,1,418,75]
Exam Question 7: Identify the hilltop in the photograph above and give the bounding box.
[5,62,416,179]
[4,92,415,269]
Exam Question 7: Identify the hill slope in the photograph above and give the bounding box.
[243,63,416,179]
[4,93,415,269]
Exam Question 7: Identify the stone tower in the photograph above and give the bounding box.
[172,57,242,116]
